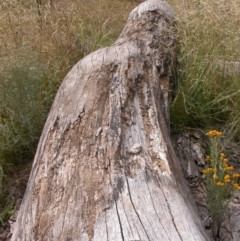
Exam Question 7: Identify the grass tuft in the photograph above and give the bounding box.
[169,0,240,135]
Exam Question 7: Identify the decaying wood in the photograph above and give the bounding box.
[11,1,209,240]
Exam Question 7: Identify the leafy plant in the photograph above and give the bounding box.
[203,130,240,236]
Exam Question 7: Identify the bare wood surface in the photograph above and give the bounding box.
[11,1,209,240]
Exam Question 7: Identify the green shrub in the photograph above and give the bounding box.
[0,58,52,168]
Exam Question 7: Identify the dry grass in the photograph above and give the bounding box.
[0,0,138,78]
[169,0,240,135]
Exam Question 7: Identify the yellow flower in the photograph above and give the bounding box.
[224,174,231,179]
[224,175,231,183]
[223,158,228,163]
[225,166,234,171]
[206,155,212,161]
[203,169,209,174]
[216,182,224,187]
[220,153,225,158]
[233,183,240,190]
[220,154,228,162]
[206,130,222,137]
[232,173,240,179]
[220,153,226,161]
[223,163,229,169]
[202,168,214,174]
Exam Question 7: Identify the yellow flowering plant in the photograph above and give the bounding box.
[203,130,240,227]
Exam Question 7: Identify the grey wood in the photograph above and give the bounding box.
[11,1,209,240]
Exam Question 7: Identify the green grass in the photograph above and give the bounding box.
[0,192,14,225]
[0,55,50,167]
[169,0,240,135]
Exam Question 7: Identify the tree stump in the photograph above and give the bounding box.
[11,1,209,240]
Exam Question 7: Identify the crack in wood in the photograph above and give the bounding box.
[104,209,109,241]
[102,206,111,212]
[59,195,69,239]
[119,188,143,240]
[144,169,171,241]
[115,199,125,241]
[158,178,183,241]
[125,175,151,241]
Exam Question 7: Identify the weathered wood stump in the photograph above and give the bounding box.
[11,1,209,240]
